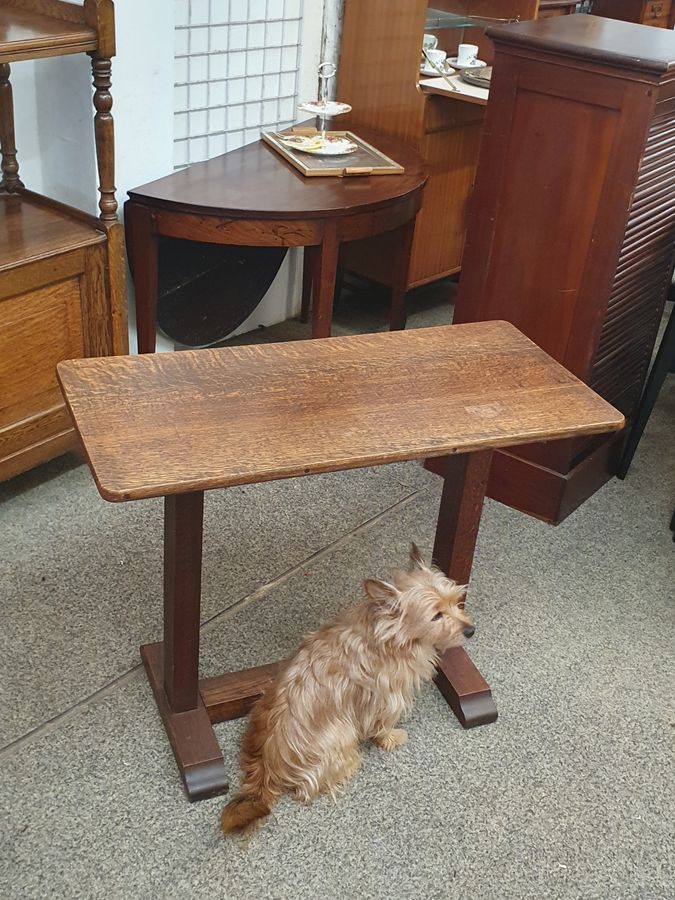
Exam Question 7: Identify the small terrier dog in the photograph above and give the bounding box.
[220,544,473,835]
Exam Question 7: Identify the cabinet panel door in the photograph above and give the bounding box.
[465,88,620,363]
[0,277,85,448]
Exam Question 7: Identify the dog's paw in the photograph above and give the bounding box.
[373,728,408,751]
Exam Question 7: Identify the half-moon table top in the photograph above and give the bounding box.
[126,127,427,220]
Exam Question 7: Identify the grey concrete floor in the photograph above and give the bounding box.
[1,290,673,900]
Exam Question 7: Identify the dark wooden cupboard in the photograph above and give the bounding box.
[452,15,675,522]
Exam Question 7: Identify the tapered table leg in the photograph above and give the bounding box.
[125,202,159,354]
[141,491,229,801]
[300,246,316,324]
[432,451,498,728]
[311,223,339,339]
[388,218,416,331]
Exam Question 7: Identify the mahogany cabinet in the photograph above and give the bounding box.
[0,0,127,482]
[453,15,675,522]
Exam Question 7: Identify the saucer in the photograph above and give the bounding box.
[447,57,487,70]
[420,63,455,77]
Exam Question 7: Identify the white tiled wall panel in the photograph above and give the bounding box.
[174,0,304,167]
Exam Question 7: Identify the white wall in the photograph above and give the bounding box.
[10,0,325,349]
[110,0,176,351]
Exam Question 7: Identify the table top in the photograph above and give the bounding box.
[488,15,675,75]
[57,322,624,502]
[126,127,427,220]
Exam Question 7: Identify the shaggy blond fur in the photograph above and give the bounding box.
[220,544,472,835]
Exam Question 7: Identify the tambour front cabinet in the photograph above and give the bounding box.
[453,15,675,522]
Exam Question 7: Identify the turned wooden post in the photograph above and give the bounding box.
[0,63,23,193]
[85,0,118,222]
[90,54,118,222]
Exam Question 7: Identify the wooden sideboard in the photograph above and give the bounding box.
[450,15,675,523]
[0,0,127,482]
[336,0,539,291]
[591,0,675,28]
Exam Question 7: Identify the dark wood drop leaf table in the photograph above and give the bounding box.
[125,129,428,352]
[57,322,623,800]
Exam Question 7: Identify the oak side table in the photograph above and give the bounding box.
[57,322,623,800]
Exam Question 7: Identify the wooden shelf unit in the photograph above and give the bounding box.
[591,0,675,29]
[0,4,97,63]
[0,0,127,482]
[537,0,578,16]
[336,0,542,292]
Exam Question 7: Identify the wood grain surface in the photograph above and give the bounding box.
[487,14,675,72]
[57,321,624,502]
[0,194,105,272]
[0,4,97,63]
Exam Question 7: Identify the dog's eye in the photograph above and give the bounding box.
[431,612,443,621]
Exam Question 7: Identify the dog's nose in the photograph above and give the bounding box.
[463,625,475,638]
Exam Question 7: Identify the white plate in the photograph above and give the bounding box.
[297,100,352,117]
[279,134,358,156]
[447,57,487,70]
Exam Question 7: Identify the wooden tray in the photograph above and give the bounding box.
[262,129,405,177]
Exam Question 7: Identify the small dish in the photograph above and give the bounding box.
[279,134,358,156]
[447,57,487,71]
[297,100,352,117]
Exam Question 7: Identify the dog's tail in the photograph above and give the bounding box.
[221,693,279,835]
[220,785,276,835]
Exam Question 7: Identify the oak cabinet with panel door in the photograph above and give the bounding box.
[0,0,127,482]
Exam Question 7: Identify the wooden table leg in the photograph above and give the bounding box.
[141,491,229,801]
[300,245,317,324]
[124,202,159,354]
[311,223,339,339]
[388,218,416,331]
[432,451,498,728]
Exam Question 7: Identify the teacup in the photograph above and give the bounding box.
[456,43,479,67]
[423,33,439,51]
[423,48,447,70]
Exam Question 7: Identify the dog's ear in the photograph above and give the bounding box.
[364,578,398,603]
[409,542,426,570]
